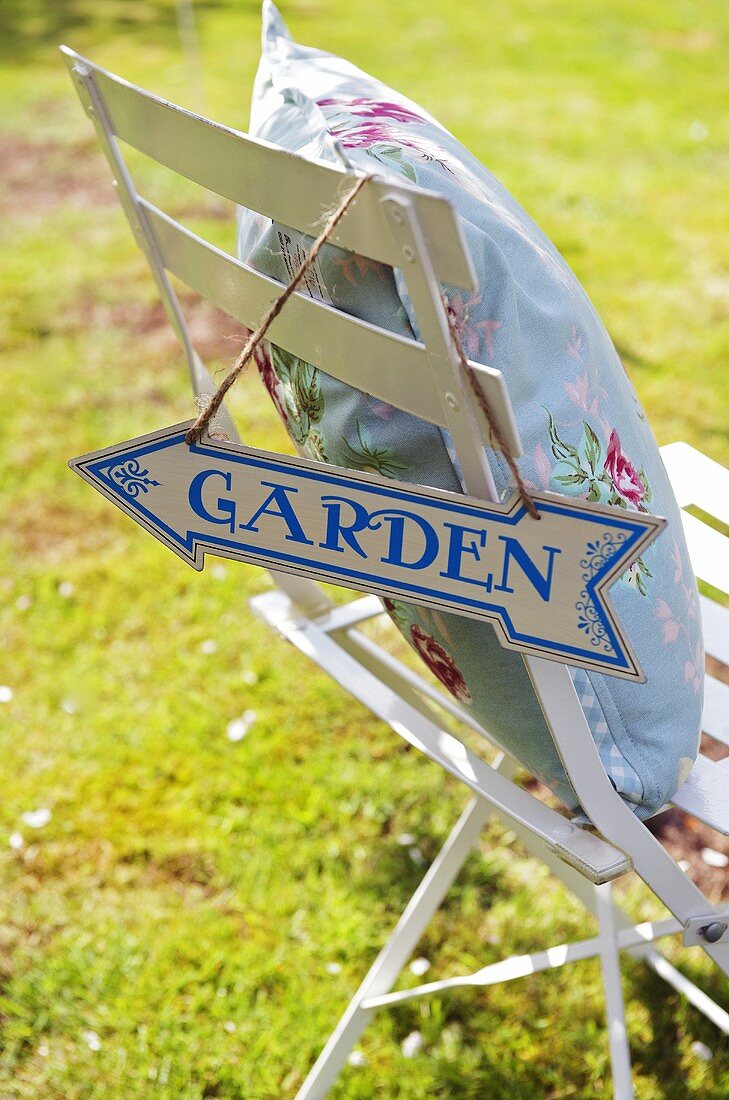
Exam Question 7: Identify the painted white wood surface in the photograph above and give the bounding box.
[141,200,521,454]
[60,46,477,290]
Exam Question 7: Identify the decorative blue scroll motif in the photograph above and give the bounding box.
[575,531,629,653]
[109,458,161,498]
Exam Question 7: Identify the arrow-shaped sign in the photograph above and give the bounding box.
[70,421,666,681]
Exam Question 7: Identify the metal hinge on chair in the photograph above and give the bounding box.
[683,913,729,947]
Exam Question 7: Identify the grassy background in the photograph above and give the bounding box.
[1,1,728,1096]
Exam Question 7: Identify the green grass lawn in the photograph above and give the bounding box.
[1,1,728,1096]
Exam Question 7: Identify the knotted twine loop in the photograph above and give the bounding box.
[445,307,540,520]
[185,173,372,447]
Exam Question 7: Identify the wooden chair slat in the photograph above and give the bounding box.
[701,596,729,667]
[681,512,729,593]
[670,754,729,834]
[661,441,729,527]
[704,676,729,747]
[60,47,476,290]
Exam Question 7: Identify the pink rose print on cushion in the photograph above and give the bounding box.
[655,599,681,644]
[445,291,502,361]
[563,371,600,418]
[561,329,610,436]
[381,596,407,630]
[603,430,646,507]
[253,344,288,425]
[670,537,683,584]
[410,625,472,703]
[524,442,553,493]
[316,99,425,150]
[683,582,699,622]
[334,124,424,150]
[317,98,425,125]
[364,394,397,421]
[566,325,584,361]
[684,640,703,695]
[533,442,553,490]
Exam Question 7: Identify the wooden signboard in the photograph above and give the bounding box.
[70,421,665,681]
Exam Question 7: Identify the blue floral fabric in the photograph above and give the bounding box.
[237,1,703,819]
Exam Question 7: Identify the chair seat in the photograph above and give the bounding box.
[661,442,729,527]
[704,674,729,746]
[702,596,729,667]
[670,754,729,834]
[250,588,633,884]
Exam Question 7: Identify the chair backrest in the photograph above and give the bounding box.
[60,46,521,506]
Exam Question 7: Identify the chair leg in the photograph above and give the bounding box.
[630,945,729,1033]
[595,883,634,1100]
[509,815,729,1039]
[510,816,637,1095]
[295,796,491,1099]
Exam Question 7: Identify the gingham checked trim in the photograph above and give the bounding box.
[570,667,643,805]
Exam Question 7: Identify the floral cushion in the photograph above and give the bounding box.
[237,1,703,819]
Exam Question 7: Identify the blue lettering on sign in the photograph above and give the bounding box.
[319,496,371,557]
[189,477,563,603]
[439,523,492,592]
[493,536,561,601]
[368,509,439,571]
[82,426,660,675]
[239,481,313,546]
[188,469,236,534]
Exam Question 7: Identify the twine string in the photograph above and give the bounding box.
[445,308,540,520]
[185,173,371,446]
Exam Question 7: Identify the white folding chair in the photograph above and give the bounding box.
[63,47,729,1099]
